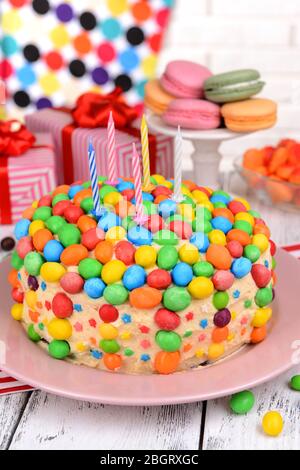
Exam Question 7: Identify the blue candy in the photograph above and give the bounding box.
[84,278,106,298]
[43,239,64,262]
[132,192,154,204]
[231,257,252,278]
[172,262,193,287]
[14,219,31,240]
[211,216,233,234]
[210,194,230,205]
[98,211,121,231]
[123,265,146,290]
[158,199,177,219]
[68,184,84,199]
[116,181,134,192]
[127,226,153,246]
[190,232,210,253]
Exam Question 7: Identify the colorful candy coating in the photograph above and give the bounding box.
[48,318,72,340]
[156,330,182,352]
[262,411,283,437]
[231,257,252,278]
[188,277,214,299]
[147,269,172,289]
[32,206,52,221]
[154,351,180,374]
[40,262,66,282]
[48,340,70,359]
[60,272,84,294]
[43,239,64,262]
[230,390,255,414]
[46,215,66,234]
[255,287,273,307]
[130,286,162,309]
[101,259,127,284]
[163,287,191,312]
[84,278,106,299]
[172,263,193,287]
[290,375,300,391]
[27,324,41,342]
[104,284,128,305]
[99,304,119,323]
[58,223,81,247]
[157,245,178,270]
[243,244,261,263]
[24,252,44,276]
[52,292,73,318]
[99,339,120,353]
[214,308,231,327]
[154,308,180,330]
[78,258,102,279]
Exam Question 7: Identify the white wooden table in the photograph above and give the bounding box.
[1,180,300,451]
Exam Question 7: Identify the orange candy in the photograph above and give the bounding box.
[77,214,97,232]
[154,194,169,204]
[183,179,198,191]
[226,229,251,246]
[129,286,162,309]
[60,244,88,266]
[276,164,294,180]
[22,206,35,220]
[73,188,92,206]
[115,200,134,218]
[212,326,229,343]
[212,207,234,224]
[154,351,180,374]
[250,325,267,344]
[32,228,53,251]
[253,224,271,239]
[52,185,70,197]
[243,148,265,170]
[206,244,232,270]
[8,269,20,288]
[95,240,113,264]
[103,353,122,371]
[268,147,288,174]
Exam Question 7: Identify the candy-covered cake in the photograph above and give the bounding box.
[9,175,276,374]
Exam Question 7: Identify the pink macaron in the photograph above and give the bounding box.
[162,99,221,130]
[160,60,212,99]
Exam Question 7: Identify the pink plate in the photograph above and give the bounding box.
[0,249,298,406]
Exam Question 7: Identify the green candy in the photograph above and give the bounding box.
[213,202,227,209]
[156,331,182,352]
[234,220,253,235]
[249,209,261,218]
[24,252,44,275]
[244,244,261,263]
[143,201,157,215]
[58,223,81,247]
[213,190,230,200]
[80,197,94,213]
[124,348,134,357]
[82,180,91,189]
[255,287,273,307]
[182,195,195,207]
[11,250,24,270]
[150,175,159,185]
[27,324,41,342]
[290,375,300,391]
[122,216,136,231]
[78,258,102,279]
[98,176,107,184]
[48,340,70,359]
[32,206,52,221]
[163,286,191,312]
[213,291,229,310]
[230,390,255,414]
[157,245,178,270]
[99,185,118,200]
[195,206,212,221]
[100,339,120,353]
[193,261,214,277]
[46,215,66,234]
[153,229,178,246]
[103,284,128,305]
[52,193,69,206]
[272,257,277,270]
[192,218,212,233]
[244,299,252,308]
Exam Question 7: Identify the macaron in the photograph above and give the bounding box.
[204,69,265,103]
[160,60,212,99]
[162,99,221,130]
[144,79,175,115]
[221,98,277,133]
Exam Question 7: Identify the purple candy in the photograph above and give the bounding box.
[213,308,231,327]
[28,275,39,291]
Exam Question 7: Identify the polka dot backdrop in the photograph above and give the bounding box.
[0,0,174,117]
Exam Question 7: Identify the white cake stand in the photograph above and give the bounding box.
[148,114,245,188]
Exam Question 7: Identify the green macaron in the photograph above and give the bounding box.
[204,69,265,103]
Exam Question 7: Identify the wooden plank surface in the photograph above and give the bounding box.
[0,392,30,450]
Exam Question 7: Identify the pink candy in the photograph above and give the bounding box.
[226,240,243,258]
[251,264,272,288]
[81,227,105,250]
[16,236,33,259]
[212,270,235,291]
[144,214,164,233]
[168,220,192,239]
[60,272,84,294]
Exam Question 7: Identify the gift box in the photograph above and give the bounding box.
[25,90,174,185]
[0,122,57,224]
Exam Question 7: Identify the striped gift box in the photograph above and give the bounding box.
[0,244,299,396]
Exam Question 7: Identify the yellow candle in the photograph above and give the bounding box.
[141,114,151,189]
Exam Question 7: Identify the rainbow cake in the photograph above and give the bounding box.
[9,174,276,374]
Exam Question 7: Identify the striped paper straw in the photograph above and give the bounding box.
[88,139,101,216]
[107,111,118,184]
[132,143,145,224]
[141,114,151,189]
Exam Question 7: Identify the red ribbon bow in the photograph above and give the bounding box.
[72,87,138,129]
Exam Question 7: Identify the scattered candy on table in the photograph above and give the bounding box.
[262,411,284,437]
[230,390,255,414]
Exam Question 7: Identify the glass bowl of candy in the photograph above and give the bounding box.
[234,138,300,211]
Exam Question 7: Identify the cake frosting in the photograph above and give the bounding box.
[9,174,276,374]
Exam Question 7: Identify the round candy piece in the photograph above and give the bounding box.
[84,278,106,299]
[32,206,52,221]
[40,262,66,282]
[78,258,102,279]
[115,240,136,265]
[81,227,105,250]
[99,323,118,340]
[24,252,44,276]
[27,324,41,342]
[14,219,30,240]
[213,291,229,309]
[206,244,232,270]
[58,224,81,247]
[28,275,39,291]
[153,229,179,246]
[251,325,267,343]
[104,284,128,305]
[156,330,182,352]
[95,240,113,264]
[99,339,120,354]
[154,351,180,374]
[213,308,231,327]
[226,240,243,258]
[123,265,146,290]
[11,303,23,321]
[290,375,300,391]
[144,214,164,233]
[11,251,24,270]
[60,272,84,294]
[52,199,71,216]
[234,220,253,235]
[43,239,64,262]
[179,243,199,264]
[262,411,283,437]
[98,212,121,232]
[231,257,252,278]
[16,236,33,259]
[157,245,178,270]
[46,215,66,234]
[129,286,162,309]
[243,244,261,263]
[188,277,214,299]
[158,199,177,218]
[32,228,53,251]
[103,353,122,370]
[135,245,157,268]
[48,340,70,359]
[101,259,127,284]
[252,307,272,327]
[99,304,119,323]
[154,308,180,330]
[64,205,84,224]
[127,226,153,246]
[193,261,214,278]
[169,220,192,239]
[48,318,72,340]
[147,269,172,289]
[172,262,193,287]
[61,244,88,266]
[12,287,24,303]
[255,287,273,307]
[211,216,233,234]
[190,232,209,253]
[251,264,272,288]
[52,292,73,318]
[163,287,191,312]
[230,390,255,415]
[212,270,234,291]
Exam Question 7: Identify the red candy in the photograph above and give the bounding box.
[152,186,172,198]
[16,236,33,259]
[154,308,180,330]
[251,264,272,288]
[11,287,24,303]
[52,199,71,216]
[121,189,135,201]
[99,304,119,323]
[228,200,247,214]
[143,214,164,233]
[168,220,192,239]
[226,240,243,258]
[269,239,277,256]
[147,269,172,289]
[60,272,84,294]
[64,205,84,223]
[81,227,105,250]
[212,270,234,291]
[115,240,136,265]
[38,194,52,207]
[52,292,73,318]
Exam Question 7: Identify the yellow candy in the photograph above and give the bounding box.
[29,220,45,236]
[101,260,126,284]
[135,245,157,268]
[198,200,214,212]
[160,180,172,189]
[252,234,269,253]
[235,196,251,211]
[181,186,193,198]
[48,318,72,340]
[103,191,122,206]
[11,303,23,321]
[208,343,225,360]
[188,277,214,299]
[120,331,131,340]
[192,189,209,203]
[31,200,38,209]
[152,174,165,184]
[235,212,255,226]
[195,349,204,358]
[252,307,272,327]
[178,204,195,221]
[208,229,227,246]
[179,243,199,264]
[262,411,284,437]
[99,323,118,340]
[40,262,66,282]
[25,290,37,309]
[105,226,126,243]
